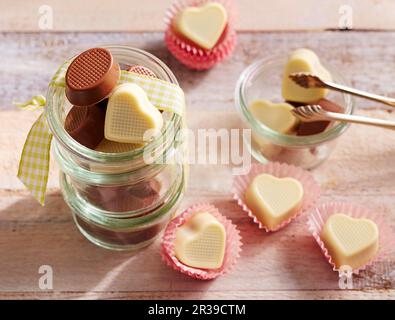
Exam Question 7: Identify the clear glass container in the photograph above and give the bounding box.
[235,56,355,169]
[45,46,187,251]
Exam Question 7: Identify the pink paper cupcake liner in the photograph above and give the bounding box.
[233,162,321,232]
[161,203,242,280]
[307,202,395,275]
[164,0,237,70]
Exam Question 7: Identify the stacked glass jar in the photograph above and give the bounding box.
[45,46,187,250]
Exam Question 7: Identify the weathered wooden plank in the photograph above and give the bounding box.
[0,192,394,294]
[1,32,395,112]
[3,108,395,196]
[1,0,395,32]
[0,290,394,300]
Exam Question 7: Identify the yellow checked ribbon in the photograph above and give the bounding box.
[118,71,184,116]
[17,112,52,205]
[14,95,46,111]
[18,60,186,205]
[49,61,185,116]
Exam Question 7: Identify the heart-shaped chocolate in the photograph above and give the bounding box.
[95,139,142,153]
[104,83,163,144]
[245,174,304,230]
[174,2,227,50]
[321,214,379,270]
[174,212,226,269]
[282,48,332,103]
[249,99,298,134]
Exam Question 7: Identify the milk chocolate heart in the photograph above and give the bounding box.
[174,212,226,269]
[245,174,304,230]
[321,214,379,270]
[174,2,227,50]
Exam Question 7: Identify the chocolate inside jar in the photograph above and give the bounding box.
[83,179,162,212]
[75,214,167,246]
[74,179,168,247]
[64,102,107,149]
[287,99,344,136]
[64,64,162,150]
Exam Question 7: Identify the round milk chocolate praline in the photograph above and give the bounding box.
[127,65,158,78]
[65,48,120,106]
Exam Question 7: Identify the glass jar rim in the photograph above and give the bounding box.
[45,45,181,163]
[235,55,355,147]
[53,135,182,185]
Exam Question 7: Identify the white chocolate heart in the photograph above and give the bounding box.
[104,83,163,144]
[282,48,332,103]
[95,139,142,153]
[174,212,226,269]
[321,214,379,270]
[249,99,298,134]
[90,138,142,173]
[174,2,228,50]
[245,174,304,230]
[251,132,283,158]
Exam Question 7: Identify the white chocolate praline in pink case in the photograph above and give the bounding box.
[165,0,237,70]
[161,203,242,280]
[307,202,395,274]
[174,212,226,269]
[245,173,304,230]
[173,2,228,50]
[233,162,320,232]
[320,213,379,270]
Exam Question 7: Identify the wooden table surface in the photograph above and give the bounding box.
[1,1,395,300]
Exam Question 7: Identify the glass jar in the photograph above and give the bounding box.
[46,46,187,251]
[235,56,354,169]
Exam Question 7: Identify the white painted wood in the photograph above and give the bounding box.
[1,32,395,111]
[1,0,395,32]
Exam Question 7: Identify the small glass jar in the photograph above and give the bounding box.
[46,46,187,251]
[235,56,354,169]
